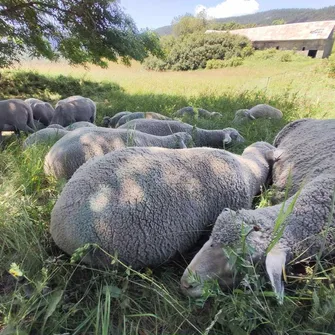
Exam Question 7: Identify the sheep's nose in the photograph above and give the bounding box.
[180,277,199,290]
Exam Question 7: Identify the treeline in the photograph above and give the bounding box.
[144,15,254,71]
[155,6,335,36]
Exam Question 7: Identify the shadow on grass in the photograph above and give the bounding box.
[0,70,319,149]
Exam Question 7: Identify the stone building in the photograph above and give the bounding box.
[206,21,335,58]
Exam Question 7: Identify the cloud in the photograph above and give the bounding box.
[195,0,260,19]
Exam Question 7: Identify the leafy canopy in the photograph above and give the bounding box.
[0,0,162,68]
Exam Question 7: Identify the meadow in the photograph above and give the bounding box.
[0,50,335,334]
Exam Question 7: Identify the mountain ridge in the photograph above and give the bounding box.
[155,6,335,36]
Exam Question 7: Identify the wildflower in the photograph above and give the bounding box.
[9,263,23,278]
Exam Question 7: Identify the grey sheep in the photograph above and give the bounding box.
[50,96,96,127]
[118,119,244,148]
[50,142,277,269]
[181,173,335,300]
[175,107,222,119]
[233,104,283,123]
[0,99,35,142]
[272,118,335,197]
[103,112,132,128]
[116,112,171,127]
[66,121,97,130]
[44,127,192,180]
[23,128,69,149]
[25,98,55,126]
[47,124,66,130]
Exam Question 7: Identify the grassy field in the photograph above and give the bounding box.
[0,51,335,334]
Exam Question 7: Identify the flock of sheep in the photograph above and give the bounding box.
[1,95,334,302]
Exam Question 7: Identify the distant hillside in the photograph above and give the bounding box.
[155,6,335,36]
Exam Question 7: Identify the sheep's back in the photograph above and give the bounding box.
[273,119,335,195]
[50,147,252,268]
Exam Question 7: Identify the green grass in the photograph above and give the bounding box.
[1,53,335,334]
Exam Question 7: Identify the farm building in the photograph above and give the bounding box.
[206,21,335,58]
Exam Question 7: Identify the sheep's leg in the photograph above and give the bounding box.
[14,128,21,138]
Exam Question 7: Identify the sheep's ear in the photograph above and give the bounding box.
[265,246,287,304]
[265,148,284,164]
[246,111,256,120]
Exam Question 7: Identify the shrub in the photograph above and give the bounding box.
[206,57,243,69]
[143,56,168,71]
[280,51,293,62]
[327,54,335,77]
[143,32,252,71]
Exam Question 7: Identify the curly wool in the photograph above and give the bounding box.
[25,98,55,126]
[50,96,96,127]
[44,127,192,180]
[118,119,244,148]
[50,142,275,269]
[272,118,335,196]
[23,128,69,148]
[116,112,170,127]
[211,173,335,262]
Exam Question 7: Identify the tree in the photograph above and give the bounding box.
[172,14,208,37]
[272,19,286,25]
[0,0,162,68]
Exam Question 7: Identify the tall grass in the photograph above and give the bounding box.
[0,59,335,334]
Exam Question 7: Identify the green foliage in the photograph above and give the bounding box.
[206,57,244,69]
[272,19,286,25]
[208,21,257,31]
[172,14,208,37]
[327,54,335,76]
[0,1,162,68]
[145,32,252,71]
[252,49,307,63]
[142,56,168,71]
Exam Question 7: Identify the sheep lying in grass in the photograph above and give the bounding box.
[0,99,36,142]
[272,118,335,197]
[233,104,283,123]
[44,128,192,180]
[175,107,221,119]
[23,128,69,149]
[66,121,97,130]
[50,142,277,269]
[181,173,335,300]
[116,112,171,127]
[103,112,132,128]
[25,98,55,126]
[118,119,244,148]
[47,124,66,130]
[50,96,96,127]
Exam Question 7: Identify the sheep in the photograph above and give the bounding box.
[118,119,244,148]
[25,98,55,126]
[23,128,69,149]
[66,121,97,130]
[175,107,222,119]
[0,99,36,142]
[47,124,66,130]
[272,118,335,197]
[103,112,132,128]
[116,112,171,127]
[181,173,335,299]
[50,141,277,269]
[50,96,96,127]
[44,127,193,180]
[233,104,283,123]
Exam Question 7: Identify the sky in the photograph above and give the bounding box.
[120,0,335,29]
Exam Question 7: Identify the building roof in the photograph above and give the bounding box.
[206,21,335,42]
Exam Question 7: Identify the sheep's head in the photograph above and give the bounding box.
[102,116,111,127]
[181,208,284,299]
[232,109,250,123]
[173,132,193,148]
[222,128,245,144]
